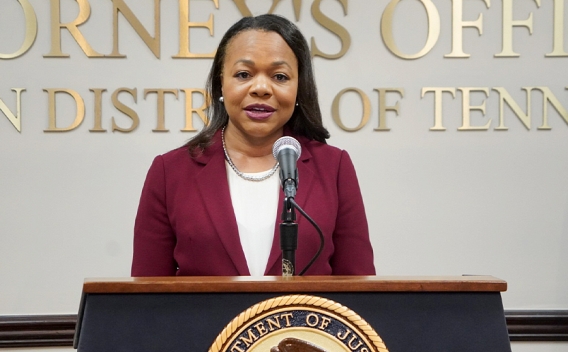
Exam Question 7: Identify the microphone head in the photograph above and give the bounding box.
[272,136,301,161]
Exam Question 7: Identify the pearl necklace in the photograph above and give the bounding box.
[221,126,279,182]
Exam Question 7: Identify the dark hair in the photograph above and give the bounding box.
[185,14,329,155]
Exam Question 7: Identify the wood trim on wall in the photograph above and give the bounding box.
[0,315,76,348]
[506,310,568,342]
[0,310,567,348]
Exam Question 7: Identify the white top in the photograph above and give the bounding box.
[226,162,280,276]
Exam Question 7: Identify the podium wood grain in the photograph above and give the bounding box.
[82,275,507,293]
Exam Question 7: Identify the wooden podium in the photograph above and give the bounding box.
[73,276,511,352]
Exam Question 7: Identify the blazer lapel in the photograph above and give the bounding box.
[194,134,250,275]
[265,138,315,274]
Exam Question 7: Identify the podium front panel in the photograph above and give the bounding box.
[76,291,511,352]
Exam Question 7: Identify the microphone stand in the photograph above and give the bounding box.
[280,196,298,277]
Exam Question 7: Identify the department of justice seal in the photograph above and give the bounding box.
[209,295,389,352]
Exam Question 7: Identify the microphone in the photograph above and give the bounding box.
[272,136,301,198]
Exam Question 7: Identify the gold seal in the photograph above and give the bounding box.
[209,295,389,352]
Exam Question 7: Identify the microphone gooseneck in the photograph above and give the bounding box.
[273,137,301,276]
[273,136,324,276]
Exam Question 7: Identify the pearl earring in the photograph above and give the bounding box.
[219,96,224,103]
[295,102,299,107]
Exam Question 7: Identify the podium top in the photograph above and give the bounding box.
[82,275,507,293]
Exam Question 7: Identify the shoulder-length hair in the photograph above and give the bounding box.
[185,14,329,155]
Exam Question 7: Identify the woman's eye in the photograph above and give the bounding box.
[274,74,288,81]
[235,72,250,79]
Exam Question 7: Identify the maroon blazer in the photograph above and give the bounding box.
[131,131,375,276]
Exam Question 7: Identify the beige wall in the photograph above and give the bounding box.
[1,2,567,349]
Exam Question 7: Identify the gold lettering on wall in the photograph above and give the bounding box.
[44,0,104,58]
[421,87,456,131]
[546,0,568,57]
[457,87,490,130]
[144,89,179,132]
[0,0,37,59]
[232,0,254,17]
[310,0,351,59]
[232,0,302,19]
[0,88,26,132]
[111,88,139,133]
[1,0,565,60]
[535,87,568,129]
[11,86,565,134]
[44,89,86,132]
[173,0,218,59]
[270,0,303,21]
[90,88,107,132]
[493,87,531,130]
[381,0,441,59]
[374,88,404,131]
[445,0,490,58]
[332,88,370,132]
[495,0,541,57]
[422,86,568,131]
[181,88,209,132]
[110,0,161,58]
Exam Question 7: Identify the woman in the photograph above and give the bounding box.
[131,14,375,277]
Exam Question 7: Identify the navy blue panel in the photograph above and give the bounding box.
[77,292,511,352]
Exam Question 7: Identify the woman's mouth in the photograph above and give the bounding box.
[244,104,276,120]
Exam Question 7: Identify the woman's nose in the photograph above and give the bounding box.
[249,75,272,97]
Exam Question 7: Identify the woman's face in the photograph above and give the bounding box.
[221,30,299,143]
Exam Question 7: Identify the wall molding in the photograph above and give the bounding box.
[0,315,76,348]
[506,310,568,342]
[0,310,567,348]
